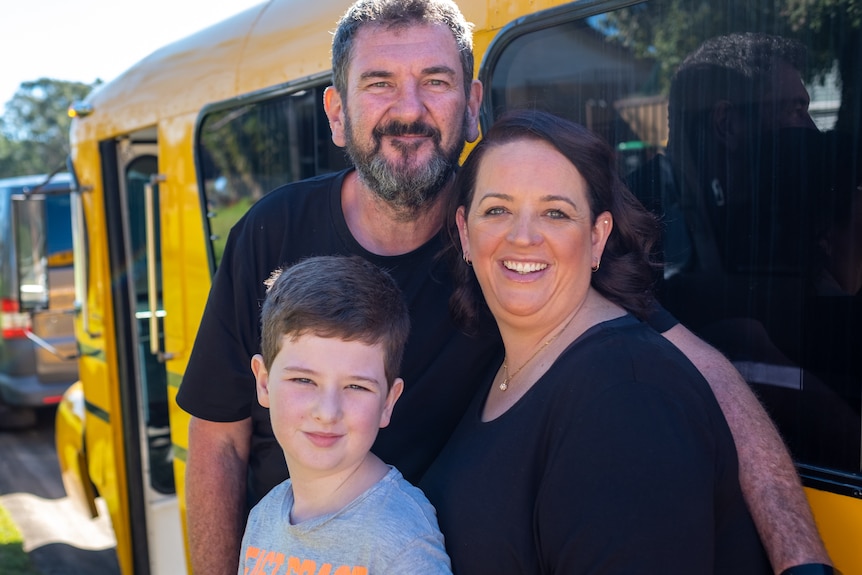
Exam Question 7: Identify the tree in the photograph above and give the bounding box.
[597,0,862,132]
[0,78,100,178]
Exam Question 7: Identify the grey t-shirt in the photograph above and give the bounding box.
[238,467,452,574]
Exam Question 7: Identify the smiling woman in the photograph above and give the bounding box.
[421,109,772,574]
[456,138,609,329]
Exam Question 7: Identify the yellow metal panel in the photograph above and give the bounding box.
[72,120,135,575]
[806,487,862,574]
[158,113,210,370]
[167,381,192,575]
[234,0,342,94]
[55,382,98,518]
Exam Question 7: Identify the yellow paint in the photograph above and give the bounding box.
[806,487,862,574]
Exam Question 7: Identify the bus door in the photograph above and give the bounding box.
[105,135,185,575]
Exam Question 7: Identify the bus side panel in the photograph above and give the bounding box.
[806,487,862,574]
[159,113,211,571]
[167,373,190,574]
[158,113,213,378]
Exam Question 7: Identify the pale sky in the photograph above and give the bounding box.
[1,0,266,111]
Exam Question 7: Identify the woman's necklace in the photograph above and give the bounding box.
[499,312,577,391]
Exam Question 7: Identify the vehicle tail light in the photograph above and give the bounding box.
[1,298,30,339]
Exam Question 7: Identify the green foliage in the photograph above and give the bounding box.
[784,0,862,31]
[0,78,100,178]
[599,0,861,92]
[0,503,40,575]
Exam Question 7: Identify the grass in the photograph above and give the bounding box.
[0,502,40,575]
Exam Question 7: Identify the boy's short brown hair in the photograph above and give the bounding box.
[259,255,410,387]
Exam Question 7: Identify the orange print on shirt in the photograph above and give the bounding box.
[243,546,368,575]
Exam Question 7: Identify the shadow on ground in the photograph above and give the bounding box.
[28,543,121,575]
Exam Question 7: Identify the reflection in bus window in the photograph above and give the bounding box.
[485,0,861,475]
[197,86,350,268]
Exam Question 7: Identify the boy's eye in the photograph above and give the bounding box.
[347,383,372,392]
[290,377,314,385]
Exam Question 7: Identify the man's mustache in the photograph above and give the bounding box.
[374,121,440,140]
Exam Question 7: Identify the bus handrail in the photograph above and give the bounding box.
[144,174,173,362]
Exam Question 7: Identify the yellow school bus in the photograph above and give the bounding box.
[55,0,862,573]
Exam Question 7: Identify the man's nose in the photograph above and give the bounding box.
[390,82,425,123]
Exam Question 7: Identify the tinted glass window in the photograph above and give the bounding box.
[197,85,349,267]
[487,0,862,477]
[46,194,73,256]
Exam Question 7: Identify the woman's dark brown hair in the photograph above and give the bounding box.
[447,109,660,329]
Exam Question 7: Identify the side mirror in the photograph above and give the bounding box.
[11,193,49,311]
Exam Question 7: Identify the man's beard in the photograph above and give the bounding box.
[344,113,466,217]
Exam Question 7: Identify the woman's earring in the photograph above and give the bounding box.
[591,258,600,273]
[463,253,472,266]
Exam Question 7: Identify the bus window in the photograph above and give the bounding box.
[46,195,73,259]
[484,0,862,477]
[197,85,350,269]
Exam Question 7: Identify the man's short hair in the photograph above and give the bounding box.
[259,255,410,386]
[331,0,475,98]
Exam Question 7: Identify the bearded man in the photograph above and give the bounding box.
[178,2,495,574]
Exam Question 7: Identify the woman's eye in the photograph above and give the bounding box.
[546,209,569,219]
[484,206,507,216]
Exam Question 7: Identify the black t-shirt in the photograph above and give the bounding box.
[177,169,502,501]
[421,315,770,575]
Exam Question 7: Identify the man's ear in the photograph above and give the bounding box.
[324,86,347,148]
[712,100,742,152]
[251,354,271,408]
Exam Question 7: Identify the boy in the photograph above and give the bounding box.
[239,255,452,575]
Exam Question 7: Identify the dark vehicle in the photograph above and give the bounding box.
[0,173,77,428]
